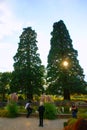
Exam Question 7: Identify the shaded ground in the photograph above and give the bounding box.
[0,117,67,130]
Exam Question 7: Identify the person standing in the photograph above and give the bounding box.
[71,103,78,118]
[38,102,45,127]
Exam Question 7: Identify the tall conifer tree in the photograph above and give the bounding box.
[11,27,44,99]
[47,20,87,100]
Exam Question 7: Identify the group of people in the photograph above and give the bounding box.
[25,101,87,129]
[25,100,45,127]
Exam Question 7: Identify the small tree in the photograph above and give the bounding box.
[0,72,11,101]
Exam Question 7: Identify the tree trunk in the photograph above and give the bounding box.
[27,93,33,100]
[64,88,70,100]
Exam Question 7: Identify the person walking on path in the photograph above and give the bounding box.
[25,100,33,118]
[38,101,45,127]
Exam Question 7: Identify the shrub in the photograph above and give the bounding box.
[67,118,77,125]
[6,101,18,117]
[78,113,87,118]
[0,109,9,117]
[44,102,57,119]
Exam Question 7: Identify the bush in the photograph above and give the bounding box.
[78,113,87,118]
[67,118,77,125]
[44,102,57,119]
[0,109,9,117]
[6,101,18,117]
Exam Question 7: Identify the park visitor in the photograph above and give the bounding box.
[25,100,33,118]
[71,103,78,118]
[38,101,45,127]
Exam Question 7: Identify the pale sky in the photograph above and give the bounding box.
[0,0,87,81]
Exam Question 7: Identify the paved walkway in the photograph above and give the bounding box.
[0,117,67,130]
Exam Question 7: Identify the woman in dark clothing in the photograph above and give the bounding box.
[38,102,45,127]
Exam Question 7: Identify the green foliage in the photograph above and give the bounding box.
[0,109,9,117]
[18,106,26,113]
[67,118,77,125]
[63,118,77,130]
[78,113,87,118]
[10,27,45,99]
[64,122,68,127]
[44,102,57,119]
[47,20,87,100]
[64,106,70,113]
[0,72,12,101]
[71,94,87,101]
[6,101,18,117]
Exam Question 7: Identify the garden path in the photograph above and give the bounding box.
[0,117,67,130]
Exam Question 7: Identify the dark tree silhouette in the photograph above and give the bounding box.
[47,20,87,100]
[11,27,45,100]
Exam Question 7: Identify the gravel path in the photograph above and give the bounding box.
[0,117,67,130]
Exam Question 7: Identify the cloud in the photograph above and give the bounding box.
[0,1,23,72]
[0,1,22,40]
[0,41,18,72]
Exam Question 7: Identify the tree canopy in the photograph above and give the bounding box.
[46,20,87,100]
[10,27,45,100]
[0,72,11,101]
